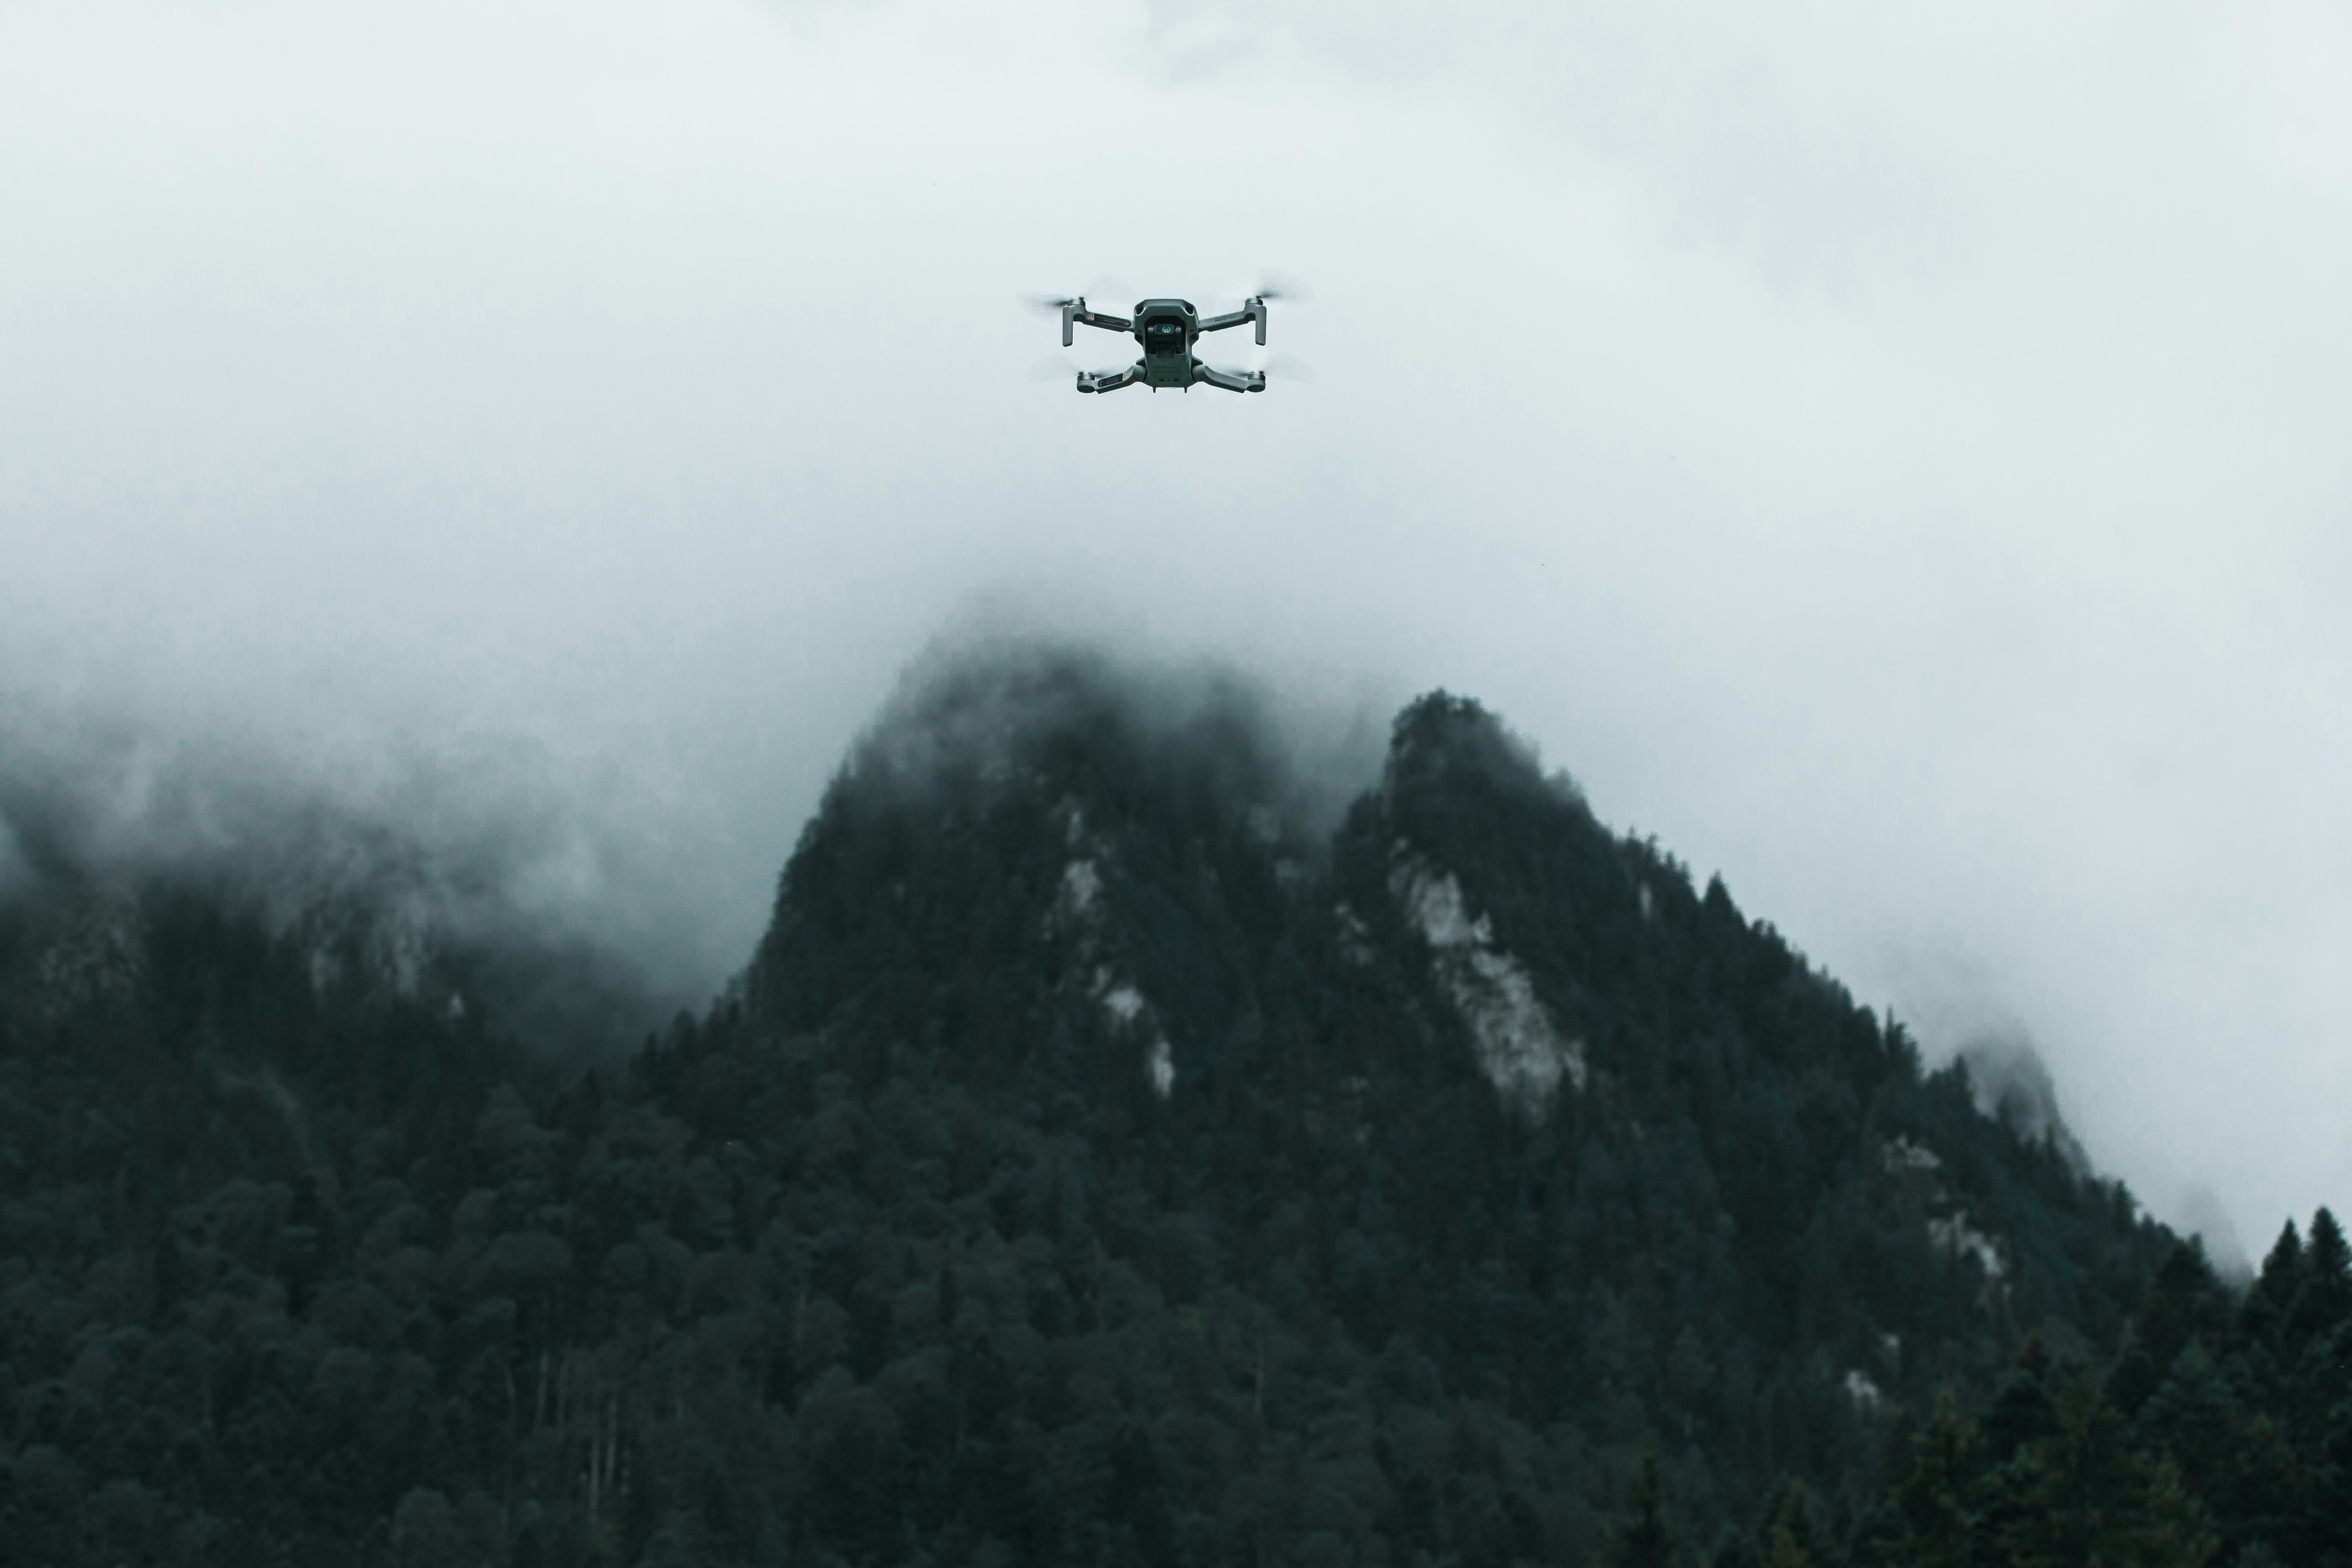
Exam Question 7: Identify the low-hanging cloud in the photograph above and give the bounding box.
[845,617,1390,849]
[2,0,2347,1254]
[0,690,740,1055]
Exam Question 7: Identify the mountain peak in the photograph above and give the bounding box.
[0,644,2202,1566]
[1384,689,1551,795]
[717,646,2169,1555]
[747,645,1321,1096]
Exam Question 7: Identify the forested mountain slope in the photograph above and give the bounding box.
[2,648,2319,1566]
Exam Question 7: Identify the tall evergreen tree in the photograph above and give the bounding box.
[2309,1390,2352,1568]
[2109,1242,2232,1419]
[1759,1480,1841,1568]
[2137,1339,2296,1560]
[2001,1364,2215,1568]
[1601,1451,1691,1568]
[2290,1208,2352,1353]
[2243,1222,2306,1350]
[1891,1391,1985,1568]
[1978,1339,2062,1468]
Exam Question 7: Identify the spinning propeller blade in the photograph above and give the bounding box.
[1238,269,1312,304]
[1022,277,1136,316]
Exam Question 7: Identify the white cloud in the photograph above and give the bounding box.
[2,0,2347,1248]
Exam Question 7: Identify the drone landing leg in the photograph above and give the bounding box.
[1191,363,1264,394]
[1078,361,1146,394]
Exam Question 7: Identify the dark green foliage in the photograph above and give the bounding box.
[1601,1451,1690,1568]
[2138,1340,2297,1560]
[1757,1478,1841,1568]
[1846,1208,2352,1568]
[2245,1222,2307,1352]
[2110,1242,2235,1418]
[0,669,2292,1565]
[1993,1361,2213,1567]
[1889,1392,1981,1567]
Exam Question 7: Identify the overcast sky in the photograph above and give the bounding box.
[5,0,2349,1262]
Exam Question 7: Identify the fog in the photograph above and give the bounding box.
[4,0,2348,1255]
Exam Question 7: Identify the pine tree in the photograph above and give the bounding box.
[1893,1390,1983,1568]
[2002,1364,2216,1568]
[2291,1208,2352,1350]
[2242,1221,2306,1350]
[2137,1339,2296,1557]
[1759,1480,1840,1568]
[1601,1451,1690,1568]
[2307,1387,2352,1568]
[1979,1337,2061,1464]
[2109,1241,2231,1419]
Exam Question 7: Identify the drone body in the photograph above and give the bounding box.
[1054,295,1271,394]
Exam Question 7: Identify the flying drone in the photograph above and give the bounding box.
[1033,288,1293,394]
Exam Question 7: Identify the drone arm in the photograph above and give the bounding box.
[1191,361,1264,394]
[1196,297,1270,346]
[1077,361,1146,394]
[1056,299,1134,347]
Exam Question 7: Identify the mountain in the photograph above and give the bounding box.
[0,645,2335,1566]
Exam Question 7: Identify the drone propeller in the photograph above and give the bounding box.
[1021,276,1137,317]
[1257,352,1316,383]
[1027,354,1083,382]
[1237,269,1312,304]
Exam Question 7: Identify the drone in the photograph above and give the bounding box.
[1038,292,1282,394]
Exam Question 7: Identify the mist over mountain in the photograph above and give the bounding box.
[1,641,2343,1566]
[1952,1034,2092,1181]
[0,699,730,1056]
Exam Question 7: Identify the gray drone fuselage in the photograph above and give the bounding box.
[1061,295,1269,395]
[1137,299,1201,389]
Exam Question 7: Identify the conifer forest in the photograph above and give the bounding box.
[2,655,2345,1566]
